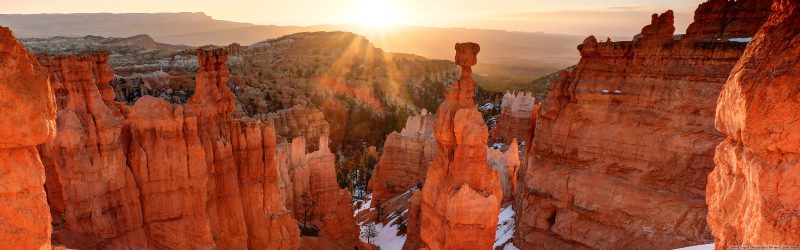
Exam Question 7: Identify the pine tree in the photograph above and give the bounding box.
[361,223,379,244]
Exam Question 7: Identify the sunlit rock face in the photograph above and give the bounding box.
[0,25,56,250]
[514,1,771,249]
[488,139,521,204]
[37,52,148,248]
[29,47,302,249]
[708,0,800,248]
[491,92,536,144]
[369,110,436,206]
[404,43,503,250]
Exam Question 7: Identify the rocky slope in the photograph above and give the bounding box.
[404,43,503,249]
[514,1,771,249]
[368,110,436,206]
[490,92,537,145]
[0,26,56,250]
[708,0,800,247]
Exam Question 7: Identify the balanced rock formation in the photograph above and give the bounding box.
[708,0,800,247]
[515,2,770,249]
[368,109,436,206]
[406,43,503,250]
[491,92,537,144]
[0,26,56,250]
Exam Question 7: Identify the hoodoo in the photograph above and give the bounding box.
[37,52,147,248]
[708,0,800,247]
[405,43,503,250]
[514,0,771,249]
[0,26,56,250]
[32,47,303,249]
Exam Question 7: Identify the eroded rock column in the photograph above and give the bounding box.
[0,26,56,250]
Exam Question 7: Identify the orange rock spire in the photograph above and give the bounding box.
[0,25,56,250]
[406,42,503,249]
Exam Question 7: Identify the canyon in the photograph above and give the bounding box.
[12,34,364,248]
[2,0,800,249]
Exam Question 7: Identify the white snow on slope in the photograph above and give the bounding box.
[355,194,407,250]
[359,212,407,250]
[495,204,518,249]
[730,37,753,43]
[675,243,714,250]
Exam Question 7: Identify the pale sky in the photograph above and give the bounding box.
[0,0,704,35]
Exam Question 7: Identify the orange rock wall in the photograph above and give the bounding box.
[491,92,536,144]
[515,2,770,249]
[708,0,800,247]
[36,48,302,249]
[369,110,436,206]
[0,26,56,250]
[37,52,148,248]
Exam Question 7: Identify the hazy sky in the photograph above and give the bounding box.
[0,0,705,36]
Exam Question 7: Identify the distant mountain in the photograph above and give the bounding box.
[0,12,588,90]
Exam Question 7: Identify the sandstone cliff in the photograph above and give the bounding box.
[268,105,331,152]
[490,92,536,145]
[34,48,301,249]
[368,109,436,206]
[306,136,362,246]
[405,43,503,250]
[37,52,148,248]
[708,0,800,247]
[514,2,771,249]
[0,26,56,250]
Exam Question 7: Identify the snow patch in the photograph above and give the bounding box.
[354,194,372,215]
[674,243,714,250]
[360,217,407,250]
[730,37,753,43]
[355,194,407,250]
[494,204,516,248]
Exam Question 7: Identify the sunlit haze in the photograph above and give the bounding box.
[1,0,704,36]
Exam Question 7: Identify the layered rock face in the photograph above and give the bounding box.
[268,105,330,151]
[368,109,436,206]
[491,92,537,144]
[37,52,147,248]
[34,48,301,249]
[306,136,361,245]
[407,43,503,250]
[488,139,521,204]
[0,26,56,250]
[708,0,800,247]
[515,2,770,249]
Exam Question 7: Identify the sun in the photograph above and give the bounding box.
[348,0,405,27]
